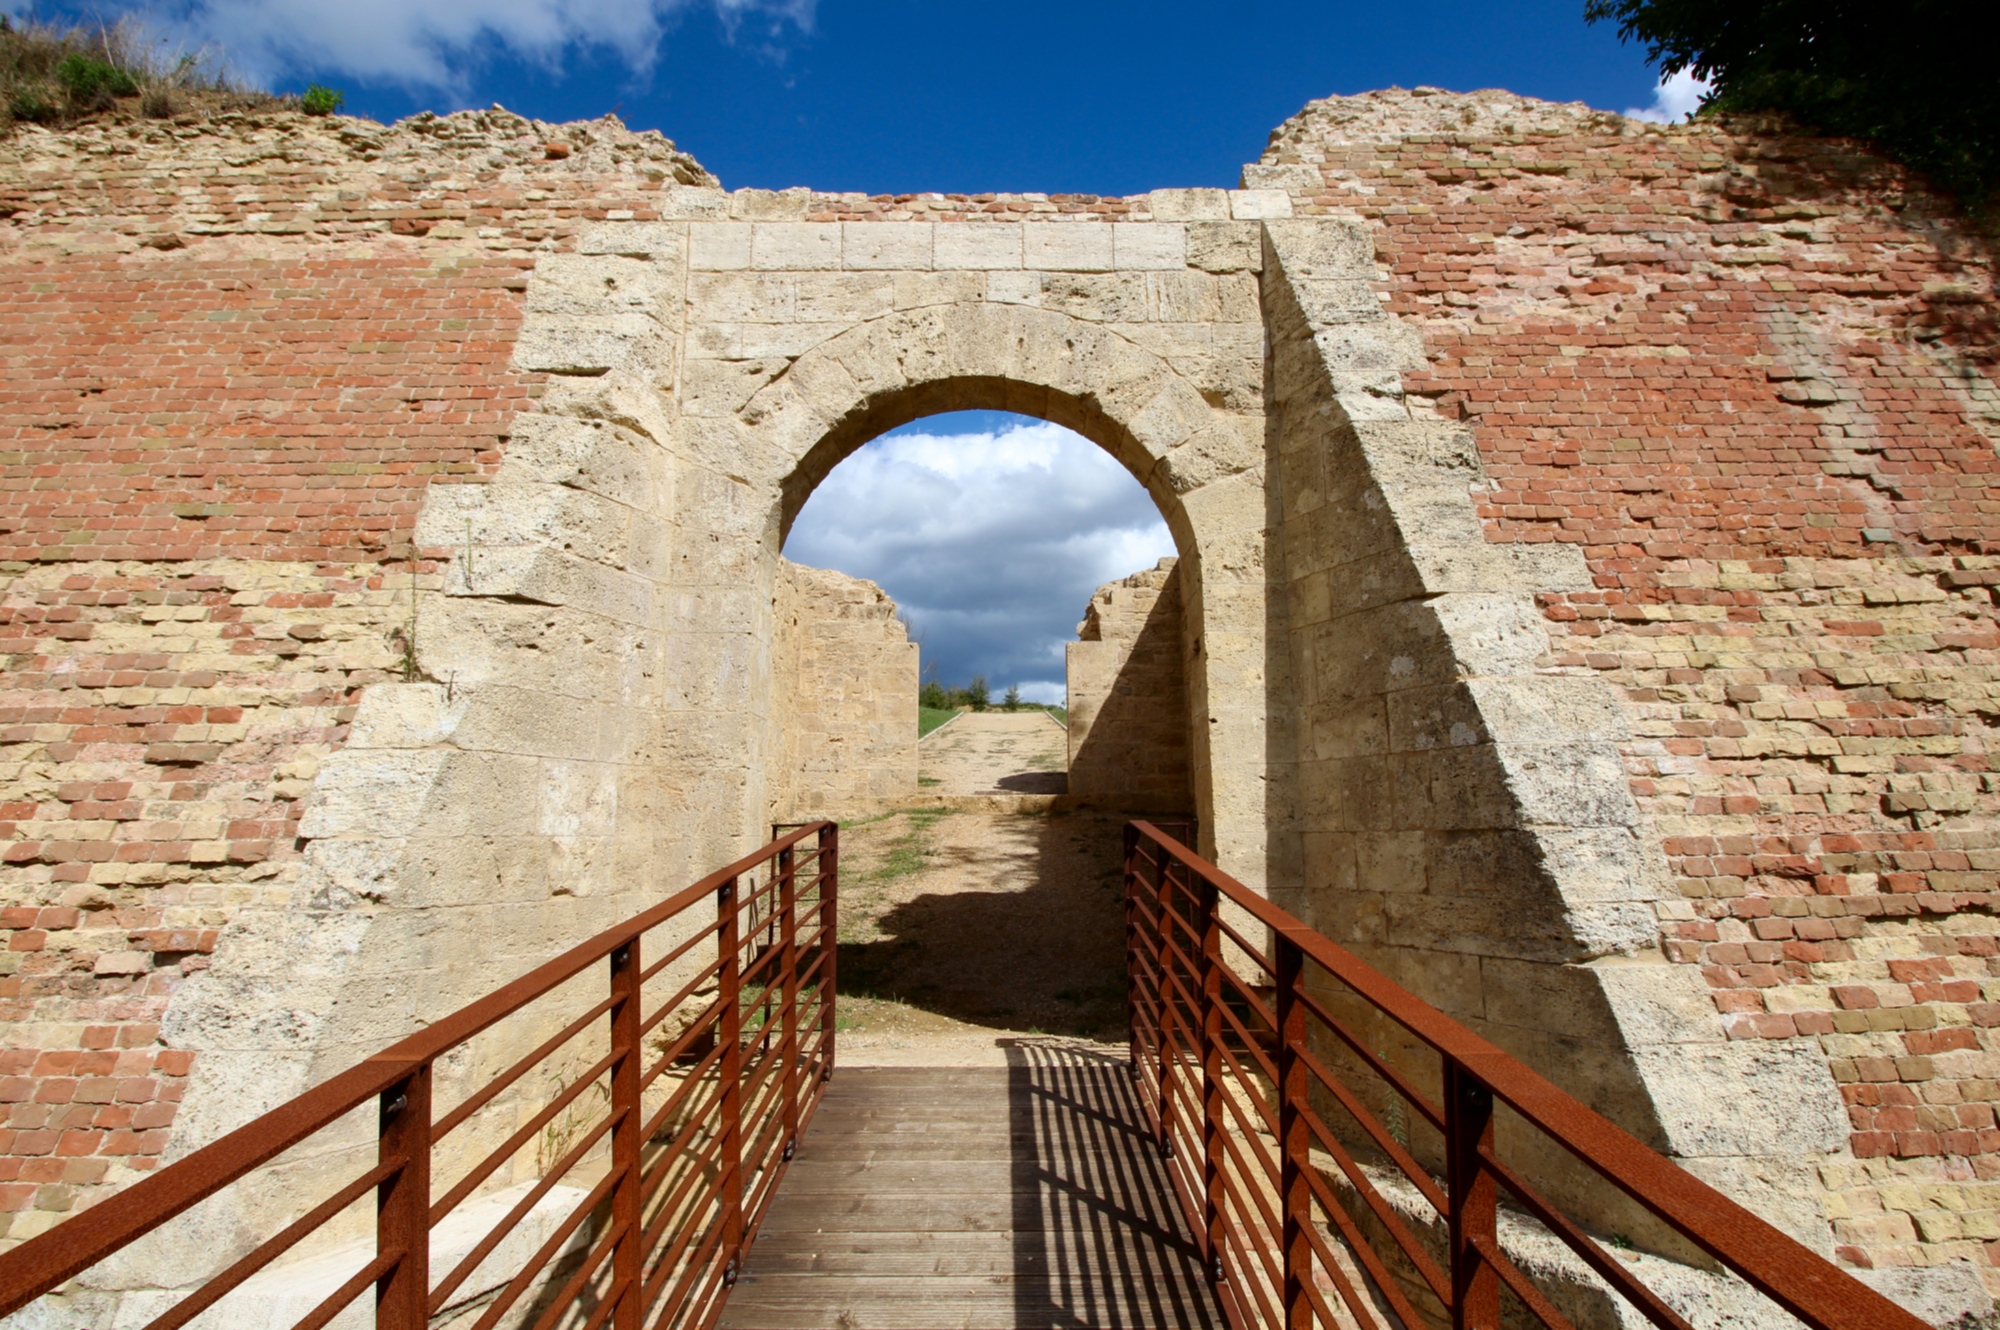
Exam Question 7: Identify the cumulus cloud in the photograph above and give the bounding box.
[784,414,1178,705]
[53,0,812,91]
[1624,68,1712,124]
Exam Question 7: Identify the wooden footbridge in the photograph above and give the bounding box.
[0,823,1929,1330]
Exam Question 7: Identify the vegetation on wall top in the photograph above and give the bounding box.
[1586,0,2000,219]
[0,15,334,130]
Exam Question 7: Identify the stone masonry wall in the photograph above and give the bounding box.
[1256,86,2000,1300]
[0,106,1269,1255]
[768,560,917,816]
[1065,557,1192,811]
[6,82,1999,1318]
[0,107,706,1243]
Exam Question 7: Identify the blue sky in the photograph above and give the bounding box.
[15,1,1688,194]
[13,0,1690,700]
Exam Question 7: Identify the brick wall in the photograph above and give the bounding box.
[1257,86,2000,1291]
[0,105,711,1239]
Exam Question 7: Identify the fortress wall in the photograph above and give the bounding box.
[0,108,713,1240]
[1259,88,2000,1295]
[767,560,917,817]
[2,84,1996,1309]
[1065,557,1192,811]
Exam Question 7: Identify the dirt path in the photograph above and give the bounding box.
[832,804,1130,1067]
[919,710,1069,796]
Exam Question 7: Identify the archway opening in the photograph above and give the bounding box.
[771,407,1191,1049]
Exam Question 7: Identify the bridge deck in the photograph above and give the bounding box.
[719,1046,1222,1330]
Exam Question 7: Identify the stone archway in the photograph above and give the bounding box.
[736,302,1270,872]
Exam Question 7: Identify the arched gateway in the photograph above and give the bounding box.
[4,89,1997,1324]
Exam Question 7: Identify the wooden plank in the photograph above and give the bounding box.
[721,1065,1223,1329]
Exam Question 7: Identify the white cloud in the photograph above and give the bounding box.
[70,0,812,91]
[1624,68,1711,124]
[785,416,1178,701]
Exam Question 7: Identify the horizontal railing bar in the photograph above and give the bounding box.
[525,1214,627,1330]
[0,821,833,1317]
[1298,1143,1443,1327]
[639,915,724,987]
[1287,980,1447,1134]
[1477,1143,1698,1330]
[641,1121,729,1243]
[1207,1119,1281,1247]
[1215,914,1276,976]
[429,1048,617,1227]
[644,1209,727,1328]
[1212,991,1281,1094]
[1133,818,1931,1330]
[466,1164,620,1330]
[1216,1221,1281,1328]
[1470,1228,1580,1330]
[290,1247,402,1330]
[1295,1209,1382,1330]
[1215,956,1278,1032]
[1292,1033,1449,1217]
[143,1158,399,1330]
[639,959,724,1043]
[642,1028,726,1127]
[434,993,616,1141]
[1297,1080,1454,1305]
[427,1104,623,1313]
[1208,1145,1283,1288]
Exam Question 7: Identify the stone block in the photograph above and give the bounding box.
[841,222,932,270]
[689,222,751,270]
[933,224,1023,269]
[750,222,841,270]
[1112,223,1186,270]
[1023,223,1113,271]
[1145,188,1231,221]
[577,222,685,259]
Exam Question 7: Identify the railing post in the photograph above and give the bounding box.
[1155,852,1176,1161]
[777,839,800,1161]
[1275,933,1311,1329]
[1446,1060,1499,1330]
[718,876,744,1288]
[1198,874,1226,1287]
[819,824,838,1081]
[609,938,641,1330]
[1123,821,1139,1073]
[375,1062,431,1330]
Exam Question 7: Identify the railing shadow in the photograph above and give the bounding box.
[1002,1037,1221,1329]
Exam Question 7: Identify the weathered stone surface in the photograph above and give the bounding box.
[3,79,1997,1320]
[1066,560,1192,812]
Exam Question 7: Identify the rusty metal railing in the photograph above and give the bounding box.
[1123,820,1925,1330]
[0,820,839,1330]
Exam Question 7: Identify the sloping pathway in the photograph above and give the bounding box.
[919,711,1069,796]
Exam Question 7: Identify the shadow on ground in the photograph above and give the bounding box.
[837,810,1131,1039]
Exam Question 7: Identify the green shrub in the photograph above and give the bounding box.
[56,53,137,104]
[299,83,343,116]
[7,86,55,123]
[918,678,949,711]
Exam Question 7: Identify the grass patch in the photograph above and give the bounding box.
[2,13,286,132]
[917,706,957,738]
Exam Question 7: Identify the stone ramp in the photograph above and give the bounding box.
[719,1052,1222,1330]
[920,712,1069,796]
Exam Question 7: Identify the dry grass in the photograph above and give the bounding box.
[1,13,289,132]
